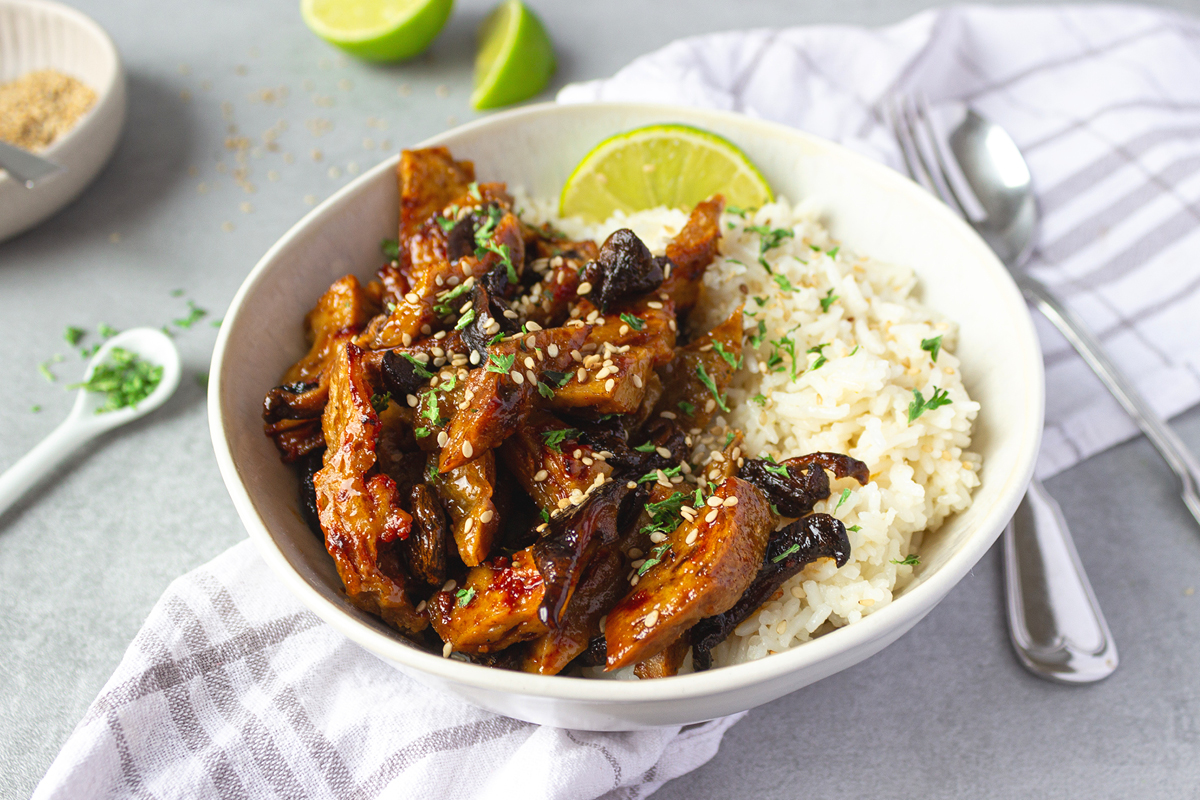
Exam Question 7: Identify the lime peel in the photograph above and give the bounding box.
[301,0,454,62]
[471,0,555,110]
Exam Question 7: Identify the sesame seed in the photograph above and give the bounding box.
[557,498,570,509]
[706,496,722,507]
[525,335,537,348]
[437,431,449,447]
[577,367,587,382]
[443,642,453,657]
[462,441,474,458]
[503,309,518,319]
[548,344,559,357]
[595,366,612,380]
[524,357,535,369]
[649,532,668,544]
[626,481,638,489]
[405,292,419,304]
[442,580,457,592]
[776,620,788,634]
[462,262,473,276]
[416,600,427,613]
[791,585,804,599]
[511,370,524,384]
[686,530,699,545]
[705,510,718,523]
[470,351,481,365]
[432,346,445,358]
[573,449,583,459]
[648,301,663,309]
[406,394,418,407]
[577,281,593,295]
[631,559,646,569]
[660,411,677,419]
[656,446,672,459]
[604,378,616,392]
[598,615,607,629]
[421,324,432,335]
[724,496,738,507]
[705,398,716,413]
[526,369,537,383]
[464,518,475,533]
[619,325,630,335]
[571,349,583,362]
[630,575,639,586]
[643,610,659,627]
[526,321,543,331]
[633,374,643,388]
[533,470,548,482]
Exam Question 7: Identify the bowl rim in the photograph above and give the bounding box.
[0,0,124,176]
[209,101,1043,705]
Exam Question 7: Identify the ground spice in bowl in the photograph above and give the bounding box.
[0,69,96,151]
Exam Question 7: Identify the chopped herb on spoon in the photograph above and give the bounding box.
[69,347,163,414]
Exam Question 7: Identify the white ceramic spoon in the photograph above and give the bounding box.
[0,328,181,517]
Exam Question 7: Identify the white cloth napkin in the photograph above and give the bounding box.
[34,5,1200,799]
[560,2,1200,479]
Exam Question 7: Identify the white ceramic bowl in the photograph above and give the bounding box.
[209,103,1043,731]
[0,0,126,243]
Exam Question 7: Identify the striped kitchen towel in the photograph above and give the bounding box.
[561,3,1200,479]
[33,5,1200,800]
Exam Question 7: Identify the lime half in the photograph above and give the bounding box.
[301,0,454,62]
[471,0,555,110]
[559,124,773,223]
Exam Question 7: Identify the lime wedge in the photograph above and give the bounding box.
[559,124,773,223]
[301,0,453,62]
[471,0,555,110]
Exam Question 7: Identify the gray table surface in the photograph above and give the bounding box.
[3,0,1200,797]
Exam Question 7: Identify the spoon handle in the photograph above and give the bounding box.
[1004,478,1119,683]
[0,419,92,518]
[1019,274,1200,526]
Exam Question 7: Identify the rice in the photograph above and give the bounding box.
[519,193,982,670]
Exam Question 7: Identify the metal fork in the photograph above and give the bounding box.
[887,94,1123,683]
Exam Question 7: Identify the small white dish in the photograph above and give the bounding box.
[0,0,126,243]
[209,103,1044,731]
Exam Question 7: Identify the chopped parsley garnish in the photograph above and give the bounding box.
[436,205,460,233]
[833,488,851,512]
[380,238,400,259]
[370,391,391,413]
[541,428,579,453]
[725,431,736,448]
[455,587,477,606]
[726,205,749,217]
[849,345,859,356]
[771,335,800,379]
[639,464,683,484]
[748,320,767,349]
[473,205,517,283]
[677,400,695,415]
[64,326,85,346]
[819,287,839,313]
[695,362,729,412]
[486,351,516,375]
[98,323,118,339]
[751,393,767,405]
[764,462,790,478]
[848,525,862,532]
[712,341,742,370]
[748,224,795,254]
[641,493,687,540]
[435,374,457,394]
[402,353,433,379]
[891,554,920,566]
[196,372,209,389]
[620,312,645,331]
[170,289,185,298]
[772,544,801,563]
[807,343,829,372]
[638,542,672,575]
[773,274,797,293]
[433,282,473,316]
[421,394,445,426]
[543,369,572,388]
[38,360,57,382]
[826,246,840,259]
[454,308,476,331]
[536,380,555,399]
[540,508,551,523]
[634,441,658,453]
[921,335,943,363]
[173,301,207,329]
[467,182,482,201]
[31,405,41,413]
[68,347,163,414]
[907,387,953,423]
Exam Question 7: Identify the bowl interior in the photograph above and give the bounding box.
[212,103,1042,702]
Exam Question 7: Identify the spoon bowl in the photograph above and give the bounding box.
[0,327,180,518]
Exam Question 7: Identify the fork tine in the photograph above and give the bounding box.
[886,95,933,193]
[911,94,972,220]
[896,95,946,200]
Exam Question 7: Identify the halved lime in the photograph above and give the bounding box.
[301,0,454,62]
[471,0,555,110]
[559,124,773,223]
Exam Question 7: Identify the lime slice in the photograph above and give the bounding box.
[301,0,453,62]
[471,0,555,110]
[559,124,773,223]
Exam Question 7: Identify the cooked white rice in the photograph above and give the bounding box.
[519,193,981,671]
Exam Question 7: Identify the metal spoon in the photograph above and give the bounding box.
[0,328,181,518]
[0,140,65,188]
[898,102,1128,683]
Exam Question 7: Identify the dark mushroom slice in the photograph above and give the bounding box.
[653,305,744,433]
[604,475,772,670]
[401,484,450,586]
[579,228,666,313]
[438,324,589,473]
[521,545,627,675]
[690,513,851,671]
[459,276,521,358]
[263,379,327,425]
[313,341,425,635]
[427,549,548,654]
[265,417,326,463]
[658,195,725,315]
[738,452,869,518]
[533,478,635,628]
[296,447,326,538]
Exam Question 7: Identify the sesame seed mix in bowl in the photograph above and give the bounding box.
[528,195,982,670]
[262,146,980,681]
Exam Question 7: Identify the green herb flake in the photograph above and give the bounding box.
[401,353,434,379]
[712,341,743,370]
[98,323,118,339]
[638,542,672,576]
[414,426,430,438]
[467,182,482,201]
[634,441,658,453]
[211,319,222,329]
[807,343,829,372]
[921,335,943,363]
[751,393,767,405]
[907,387,953,423]
[68,347,163,414]
[38,361,57,382]
[764,462,790,478]
[834,488,851,513]
[540,508,551,524]
[380,238,400,259]
[891,554,920,566]
[639,465,683,485]
[773,273,797,293]
[820,288,839,313]
[455,587,477,607]
[541,428,580,453]
[677,400,695,415]
[848,525,862,532]
[370,391,392,413]
[536,379,555,399]
[196,372,209,389]
[772,543,801,563]
[486,351,516,375]
[695,362,729,412]
[173,301,207,329]
[64,326,86,346]
[826,246,840,259]
[619,312,645,332]
[748,320,768,349]
[455,308,476,331]
[170,289,185,298]
[31,405,42,413]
